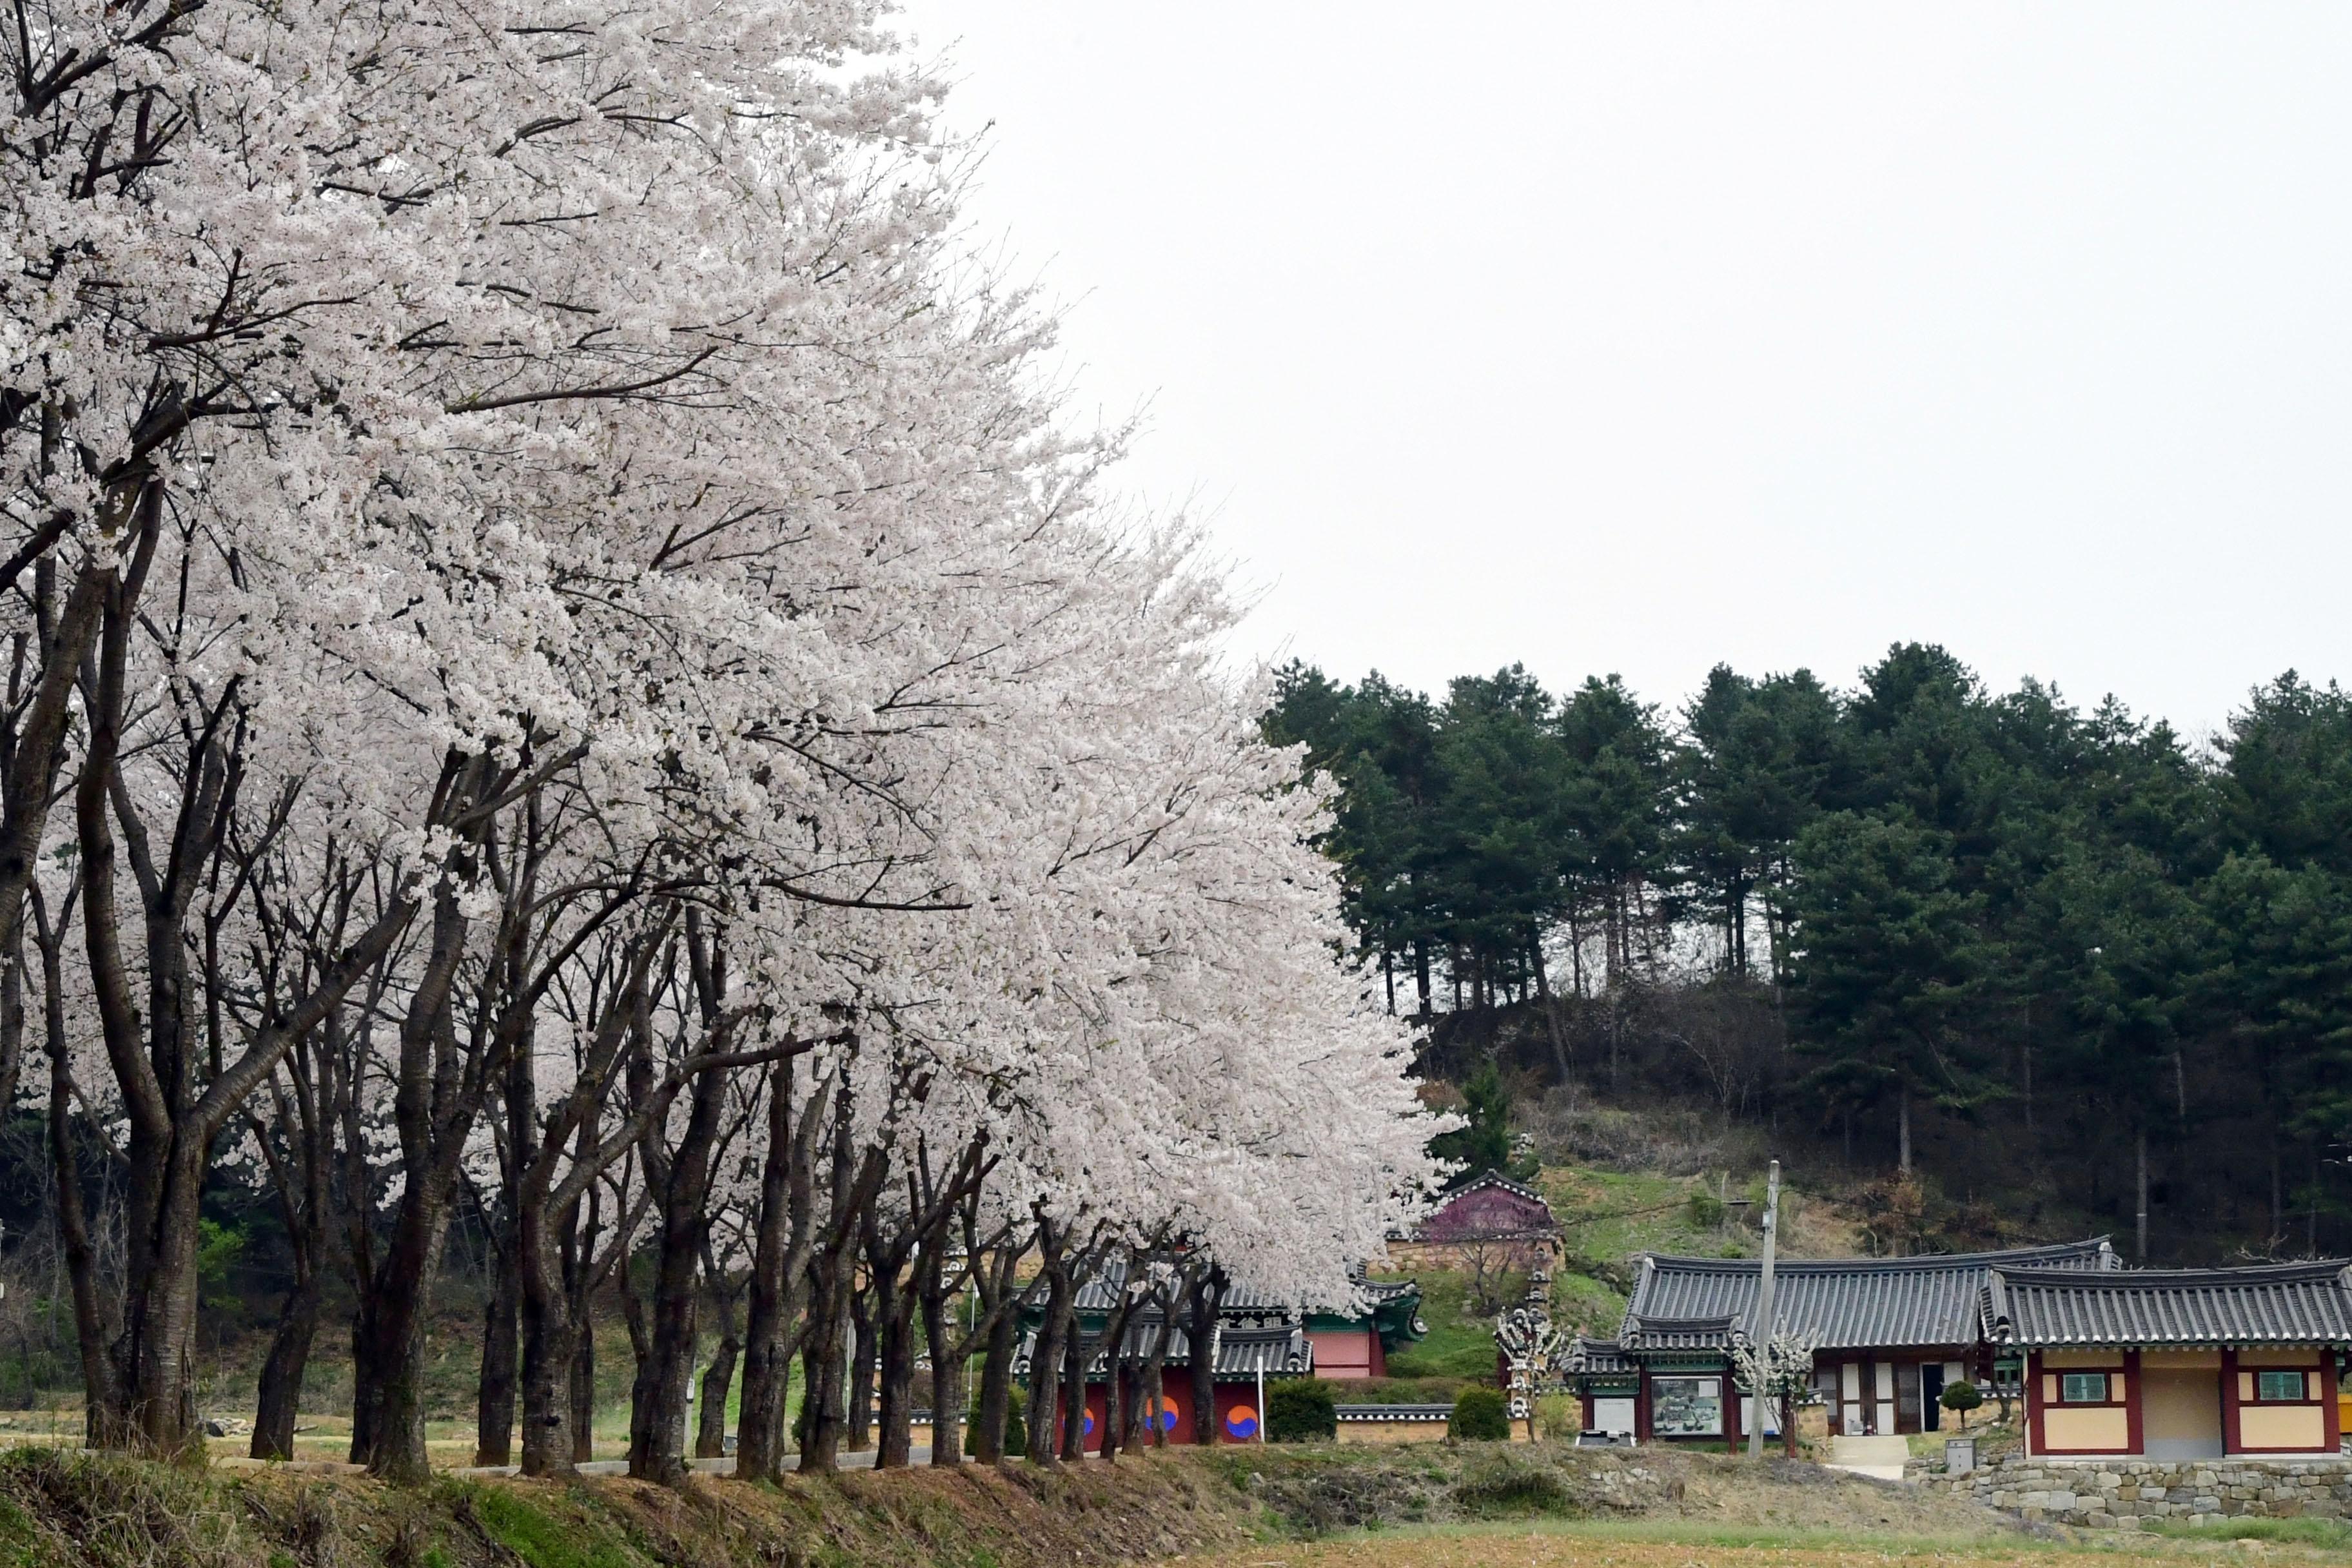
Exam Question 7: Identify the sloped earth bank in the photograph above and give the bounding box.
[0,1443,2162,1568]
[1200,1445,2020,1538]
[0,1447,1251,1568]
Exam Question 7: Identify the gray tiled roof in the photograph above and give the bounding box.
[1072,1261,1414,1319]
[1983,1260,2352,1348]
[1622,1238,2115,1351]
[1562,1335,1635,1375]
[1012,1320,1310,1379]
[1618,1313,1741,1352]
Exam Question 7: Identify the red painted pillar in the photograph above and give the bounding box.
[2024,1351,2043,1456]
[2221,1348,2242,1455]
[2322,1349,2342,1452]
[2123,1349,2143,1456]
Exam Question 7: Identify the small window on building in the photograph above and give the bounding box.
[2255,1369,2309,1403]
[2059,1372,2112,1404]
[1649,1377,1723,1436]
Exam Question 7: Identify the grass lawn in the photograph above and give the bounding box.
[1173,1514,2347,1567]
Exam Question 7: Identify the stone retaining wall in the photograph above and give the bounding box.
[1926,1455,2352,1528]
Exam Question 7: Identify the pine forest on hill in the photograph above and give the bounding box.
[1264,644,2352,1267]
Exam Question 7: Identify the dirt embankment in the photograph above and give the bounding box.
[0,1443,2025,1568]
[0,1447,1256,1568]
[1206,1444,2017,1539]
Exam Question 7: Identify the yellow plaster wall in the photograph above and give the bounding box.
[2239,1404,2327,1451]
[1335,1418,1458,1446]
[2235,1346,2321,1367]
[2043,1407,2130,1451]
[2141,1349,2222,1370]
[2041,1350,2124,1369]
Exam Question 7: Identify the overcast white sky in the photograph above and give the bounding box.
[890,2,2352,740]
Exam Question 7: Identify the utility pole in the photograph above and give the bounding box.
[1747,1159,1780,1460]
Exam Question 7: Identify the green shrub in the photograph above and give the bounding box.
[1532,1392,1578,1440]
[1266,1378,1337,1442]
[1326,1375,1474,1405]
[964,1386,1025,1457]
[1448,1385,1510,1441]
[1938,1379,1983,1427]
[1453,1453,1578,1517]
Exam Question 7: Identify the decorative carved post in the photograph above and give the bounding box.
[1496,1269,1569,1442]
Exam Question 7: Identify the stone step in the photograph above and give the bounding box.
[1829,1435,1912,1465]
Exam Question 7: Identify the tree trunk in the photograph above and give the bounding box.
[627,1061,726,1485]
[569,1298,598,1464]
[1897,1086,1913,1175]
[845,1283,877,1453]
[1024,1246,1071,1468]
[349,1177,453,1480]
[475,1237,521,1466]
[108,1141,208,1457]
[694,1305,739,1460]
[873,1267,918,1468]
[796,1244,854,1472]
[2135,1124,2150,1263]
[518,1286,581,1478]
[250,1271,320,1462]
[1058,1311,1089,1462]
[973,1300,1018,1464]
[1532,941,1569,1083]
[921,1253,962,1467]
[42,901,120,1446]
[734,1058,803,1480]
[1188,1271,1223,1446]
[1141,1297,1179,1451]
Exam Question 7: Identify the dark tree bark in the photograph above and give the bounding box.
[917,1244,961,1467]
[972,1296,1020,1464]
[1186,1269,1225,1446]
[627,941,736,1485]
[1057,1310,1089,1462]
[796,1234,857,1471]
[34,880,115,1446]
[870,1260,918,1467]
[1023,1223,1072,1469]
[694,1242,741,1461]
[474,1250,520,1467]
[735,1057,833,1480]
[845,1280,877,1453]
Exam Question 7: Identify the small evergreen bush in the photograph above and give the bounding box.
[1938,1380,1983,1429]
[1266,1377,1337,1442]
[964,1385,1026,1457]
[1448,1385,1511,1441]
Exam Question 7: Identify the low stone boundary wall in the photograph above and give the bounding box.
[1926,1455,2352,1527]
[910,1404,1460,1448]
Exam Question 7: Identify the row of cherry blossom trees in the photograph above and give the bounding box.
[3,0,1440,1481]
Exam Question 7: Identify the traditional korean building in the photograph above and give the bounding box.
[1983,1258,2352,1460]
[1414,1170,1561,1251]
[1014,1264,1425,1451]
[1562,1237,2117,1445]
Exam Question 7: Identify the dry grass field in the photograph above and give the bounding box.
[1174,1520,2335,1568]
